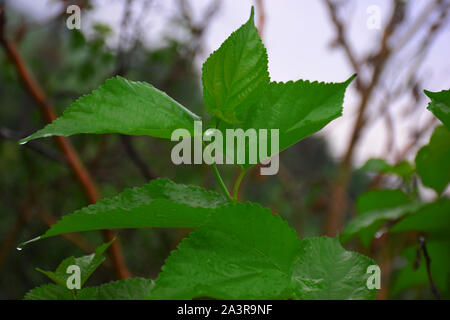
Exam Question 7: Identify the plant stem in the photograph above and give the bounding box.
[416,236,441,299]
[211,163,233,201]
[208,119,233,202]
[233,168,248,201]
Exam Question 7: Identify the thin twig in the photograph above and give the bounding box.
[392,0,443,54]
[255,0,266,38]
[120,135,156,181]
[323,0,363,90]
[112,0,157,182]
[0,127,65,164]
[414,236,441,299]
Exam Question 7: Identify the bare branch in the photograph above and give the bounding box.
[414,236,441,299]
[255,0,266,38]
[324,0,407,236]
[120,135,156,181]
[323,0,363,89]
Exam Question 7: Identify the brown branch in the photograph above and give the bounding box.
[342,0,403,167]
[176,0,221,55]
[255,0,266,38]
[383,108,395,157]
[323,0,405,236]
[323,0,363,90]
[0,5,130,279]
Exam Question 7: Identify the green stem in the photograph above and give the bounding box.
[233,168,248,201]
[208,119,233,202]
[211,163,233,201]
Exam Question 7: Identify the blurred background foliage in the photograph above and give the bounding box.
[0,0,448,300]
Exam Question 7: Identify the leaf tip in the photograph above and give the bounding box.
[249,6,255,21]
[17,236,41,250]
[35,267,46,275]
[18,137,31,145]
[346,73,357,85]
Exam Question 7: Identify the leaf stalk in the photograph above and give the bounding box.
[211,163,233,201]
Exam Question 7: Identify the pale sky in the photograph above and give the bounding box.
[7,0,450,167]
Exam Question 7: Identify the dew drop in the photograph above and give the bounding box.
[375,227,387,239]
[19,141,28,145]
[17,236,41,250]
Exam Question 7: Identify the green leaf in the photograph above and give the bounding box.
[425,89,450,129]
[24,278,155,300]
[291,237,375,299]
[219,76,355,167]
[149,203,297,299]
[390,198,450,233]
[24,284,73,300]
[21,178,227,246]
[77,278,154,300]
[415,125,450,194]
[342,190,420,244]
[361,158,414,178]
[36,241,112,288]
[202,7,269,123]
[355,190,402,248]
[19,76,201,143]
[149,202,375,300]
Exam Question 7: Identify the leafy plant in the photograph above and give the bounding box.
[343,89,450,298]
[25,241,154,300]
[424,89,450,130]
[20,8,376,300]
